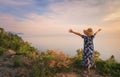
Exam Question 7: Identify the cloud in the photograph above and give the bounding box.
[0,0,52,18]
[103,11,120,21]
[0,0,120,35]
[0,13,19,25]
[0,13,28,33]
[1,0,119,25]
[0,13,71,36]
[47,0,105,25]
[0,0,32,5]
[18,13,72,35]
[101,0,120,22]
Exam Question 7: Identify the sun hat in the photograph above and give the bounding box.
[83,28,94,36]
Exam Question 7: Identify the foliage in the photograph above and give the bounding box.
[74,49,120,77]
[16,42,36,55]
[13,56,23,67]
[96,55,120,77]
[0,47,6,56]
[0,28,36,55]
[32,63,41,77]
[31,49,120,77]
[31,50,72,77]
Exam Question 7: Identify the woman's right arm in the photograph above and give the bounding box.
[69,29,82,37]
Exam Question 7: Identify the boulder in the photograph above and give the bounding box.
[4,50,16,56]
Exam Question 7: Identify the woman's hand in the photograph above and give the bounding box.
[98,29,102,32]
[69,29,73,33]
[69,29,82,37]
[94,29,102,35]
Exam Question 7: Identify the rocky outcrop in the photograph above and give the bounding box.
[4,49,16,56]
[0,50,32,77]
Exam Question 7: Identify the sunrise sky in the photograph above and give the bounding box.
[0,0,120,62]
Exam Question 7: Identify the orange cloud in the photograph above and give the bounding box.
[103,11,120,21]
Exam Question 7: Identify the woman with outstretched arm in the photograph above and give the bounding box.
[69,28,101,76]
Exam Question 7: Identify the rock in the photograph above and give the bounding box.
[16,68,30,77]
[4,50,16,56]
[23,57,31,66]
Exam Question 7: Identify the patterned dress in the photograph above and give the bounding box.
[81,34,95,68]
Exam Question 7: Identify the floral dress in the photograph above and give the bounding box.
[81,34,95,68]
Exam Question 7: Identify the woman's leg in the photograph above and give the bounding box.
[87,64,91,73]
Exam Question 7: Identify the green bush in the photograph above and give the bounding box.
[72,55,82,68]
[31,57,54,77]
[13,56,23,67]
[32,63,41,77]
[17,42,36,55]
[0,47,6,56]
[96,59,120,77]
[0,28,36,56]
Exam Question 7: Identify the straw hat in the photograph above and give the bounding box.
[83,28,94,36]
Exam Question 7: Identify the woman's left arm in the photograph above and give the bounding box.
[94,29,102,35]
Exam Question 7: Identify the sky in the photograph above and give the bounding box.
[0,0,120,62]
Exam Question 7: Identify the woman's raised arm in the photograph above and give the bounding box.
[69,29,82,37]
[94,29,102,35]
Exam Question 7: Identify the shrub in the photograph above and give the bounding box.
[31,50,72,77]
[72,55,82,69]
[31,56,54,77]
[32,63,41,77]
[13,56,23,67]
[0,47,6,56]
[96,58,120,77]
[0,28,36,55]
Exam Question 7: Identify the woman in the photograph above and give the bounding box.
[69,28,101,76]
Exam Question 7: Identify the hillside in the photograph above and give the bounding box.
[0,49,104,77]
[0,28,36,56]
